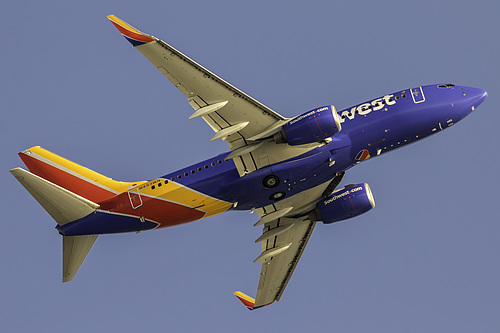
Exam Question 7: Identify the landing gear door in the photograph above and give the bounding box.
[411,87,425,104]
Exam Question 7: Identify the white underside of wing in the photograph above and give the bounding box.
[254,216,316,307]
[251,179,334,307]
[129,31,320,175]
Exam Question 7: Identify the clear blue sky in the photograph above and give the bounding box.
[2,1,499,332]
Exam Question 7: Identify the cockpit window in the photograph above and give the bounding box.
[437,84,455,88]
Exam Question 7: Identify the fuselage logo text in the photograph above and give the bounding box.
[338,95,396,123]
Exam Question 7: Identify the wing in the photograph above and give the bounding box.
[233,173,346,310]
[234,215,316,310]
[108,15,322,176]
[255,216,316,308]
[107,15,287,151]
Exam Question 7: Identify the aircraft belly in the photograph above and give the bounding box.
[57,211,159,236]
[223,147,351,210]
[92,179,233,232]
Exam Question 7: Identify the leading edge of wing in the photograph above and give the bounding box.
[107,15,156,46]
[106,15,286,124]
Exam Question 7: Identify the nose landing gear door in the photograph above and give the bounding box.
[411,87,425,104]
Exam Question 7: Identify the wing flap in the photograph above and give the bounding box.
[137,40,284,145]
[254,216,316,307]
[108,16,327,177]
[107,16,286,151]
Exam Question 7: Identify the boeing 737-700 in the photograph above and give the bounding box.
[10,15,488,310]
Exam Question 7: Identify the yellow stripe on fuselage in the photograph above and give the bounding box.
[27,146,231,218]
[137,179,233,218]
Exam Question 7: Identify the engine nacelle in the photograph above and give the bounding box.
[277,105,342,146]
[312,183,375,224]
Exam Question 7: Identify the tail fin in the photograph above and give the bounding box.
[18,146,144,203]
[10,167,101,282]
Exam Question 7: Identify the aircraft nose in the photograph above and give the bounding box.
[477,88,488,105]
[454,86,487,120]
[463,86,488,109]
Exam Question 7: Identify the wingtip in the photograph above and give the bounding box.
[107,14,155,47]
[233,291,255,310]
[233,291,276,310]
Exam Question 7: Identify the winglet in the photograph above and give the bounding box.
[233,291,256,310]
[107,15,156,46]
[233,291,274,310]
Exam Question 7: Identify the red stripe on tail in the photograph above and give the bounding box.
[19,153,116,203]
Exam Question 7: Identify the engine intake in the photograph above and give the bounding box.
[311,183,375,224]
[275,105,342,146]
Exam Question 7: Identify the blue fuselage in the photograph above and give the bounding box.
[161,84,487,211]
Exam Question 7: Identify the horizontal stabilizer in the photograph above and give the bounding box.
[10,168,99,226]
[63,235,98,282]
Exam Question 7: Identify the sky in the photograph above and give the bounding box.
[1,1,499,332]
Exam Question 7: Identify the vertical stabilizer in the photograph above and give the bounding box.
[17,146,145,203]
[63,235,98,282]
[10,167,101,282]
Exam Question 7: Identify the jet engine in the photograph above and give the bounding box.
[274,105,342,146]
[311,183,375,224]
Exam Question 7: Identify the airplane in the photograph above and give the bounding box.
[10,15,487,310]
